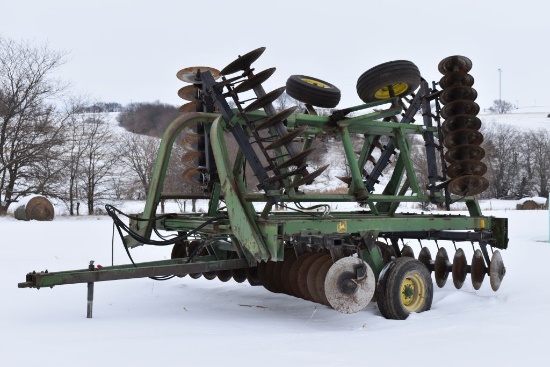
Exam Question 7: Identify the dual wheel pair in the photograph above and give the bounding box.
[286,60,420,108]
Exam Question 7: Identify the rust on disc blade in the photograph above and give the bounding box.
[176,66,220,84]
[324,257,375,314]
[280,249,298,295]
[263,261,280,293]
[442,114,481,133]
[434,247,450,288]
[217,269,233,282]
[448,175,489,196]
[220,47,266,76]
[375,241,396,264]
[444,145,485,164]
[264,126,307,150]
[233,67,276,94]
[255,106,298,131]
[182,167,203,185]
[181,150,204,166]
[288,252,315,298]
[471,249,486,290]
[444,129,483,148]
[178,85,198,101]
[202,271,217,280]
[307,255,332,304]
[439,85,477,105]
[271,261,285,291]
[179,101,200,114]
[439,72,474,89]
[315,258,334,306]
[244,86,286,113]
[446,159,487,179]
[452,248,468,289]
[418,247,433,273]
[438,55,473,75]
[296,253,326,301]
[441,100,480,119]
[401,245,415,258]
[489,250,506,291]
[246,267,262,286]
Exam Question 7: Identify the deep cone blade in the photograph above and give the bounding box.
[444,129,484,148]
[489,250,506,291]
[434,247,450,288]
[280,249,298,295]
[452,248,468,289]
[297,253,325,301]
[441,100,480,119]
[441,114,481,133]
[418,247,433,273]
[444,145,485,164]
[471,249,486,290]
[315,258,333,306]
[277,147,315,170]
[307,255,331,304]
[401,245,415,258]
[179,101,199,114]
[446,160,487,178]
[288,253,315,298]
[177,85,199,101]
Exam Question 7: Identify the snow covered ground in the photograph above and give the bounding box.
[1,200,549,366]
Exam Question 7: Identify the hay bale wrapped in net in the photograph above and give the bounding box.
[14,196,55,221]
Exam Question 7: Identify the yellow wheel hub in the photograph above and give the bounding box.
[374,82,409,99]
[400,273,425,312]
[301,77,331,89]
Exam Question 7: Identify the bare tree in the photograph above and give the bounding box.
[0,36,69,215]
[488,99,514,114]
[119,132,160,199]
[527,129,550,198]
[78,115,119,214]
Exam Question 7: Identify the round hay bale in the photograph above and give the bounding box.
[14,196,54,221]
[521,200,539,210]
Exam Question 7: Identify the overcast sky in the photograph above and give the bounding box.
[3,0,549,112]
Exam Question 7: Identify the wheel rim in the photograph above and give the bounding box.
[400,273,425,312]
[300,77,332,89]
[374,82,409,99]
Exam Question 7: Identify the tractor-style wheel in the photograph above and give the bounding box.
[356,60,421,103]
[376,257,433,320]
[286,75,341,108]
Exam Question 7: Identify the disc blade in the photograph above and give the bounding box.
[439,72,475,89]
[471,249,486,290]
[246,267,262,286]
[446,160,487,179]
[441,100,480,119]
[233,67,276,94]
[324,257,375,314]
[255,106,298,131]
[177,85,198,101]
[277,147,315,170]
[489,250,506,291]
[287,164,329,189]
[280,249,298,295]
[315,258,334,306]
[297,253,325,301]
[244,86,286,113]
[444,145,485,164]
[401,245,415,258]
[179,101,199,113]
[289,252,315,298]
[182,167,203,185]
[441,114,481,133]
[307,254,332,304]
[434,247,450,288]
[444,129,484,148]
[438,55,473,75]
[452,248,468,289]
[448,175,489,196]
[440,85,477,105]
[202,271,217,280]
[176,66,220,84]
[418,247,433,273]
[220,47,266,76]
[217,270,233,283]
[264,126,307,150]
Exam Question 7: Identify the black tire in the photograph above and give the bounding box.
[376,257,433,320]
[286,75,341,108]
[356,60,421,103]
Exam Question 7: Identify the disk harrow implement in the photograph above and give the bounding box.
[19,49,509,320]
